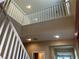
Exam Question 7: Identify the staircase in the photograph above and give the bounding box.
[0,6,30,59]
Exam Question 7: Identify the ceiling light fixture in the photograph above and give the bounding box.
[74,32,78,36]
[27,38,32,41]
[26,5,31,9]
[54,35,60,39]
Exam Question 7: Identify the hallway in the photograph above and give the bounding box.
[0,0,79,59]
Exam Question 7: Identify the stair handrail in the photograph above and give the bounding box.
[0,3,30,59]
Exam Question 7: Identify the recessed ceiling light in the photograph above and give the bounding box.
[74,32,78,36]
[27,38,32,41]
[26,5,31,9]
[54,35,60,39]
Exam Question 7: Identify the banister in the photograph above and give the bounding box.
[0,5,30,59]
[6,1,71,25]
[27,1,70,15]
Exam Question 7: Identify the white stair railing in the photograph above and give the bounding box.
[28,1,71,24]
[0,8,30,59]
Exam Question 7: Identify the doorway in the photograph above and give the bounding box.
[50,46,77,59]
[56,48,74,59]
[32,51,45,59]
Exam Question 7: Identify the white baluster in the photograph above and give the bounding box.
[3,28,13,59]
[16,43,20,59]
[0,20,6,36]
[7,34,16,59]
[22,50,25,59]
[10,22,30,59]
[19,47,22,59]
[12,38,18,59]
[0,22,10,54]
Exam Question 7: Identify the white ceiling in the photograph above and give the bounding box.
[11,0,75,42]
[14,0,64,14]
[21,16,75,42]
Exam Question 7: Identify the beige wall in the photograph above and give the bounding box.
[24,39,76,59]
[8,16,22,37]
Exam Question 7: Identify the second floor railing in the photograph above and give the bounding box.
[7,1,71,25]
[28,1,71,24]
